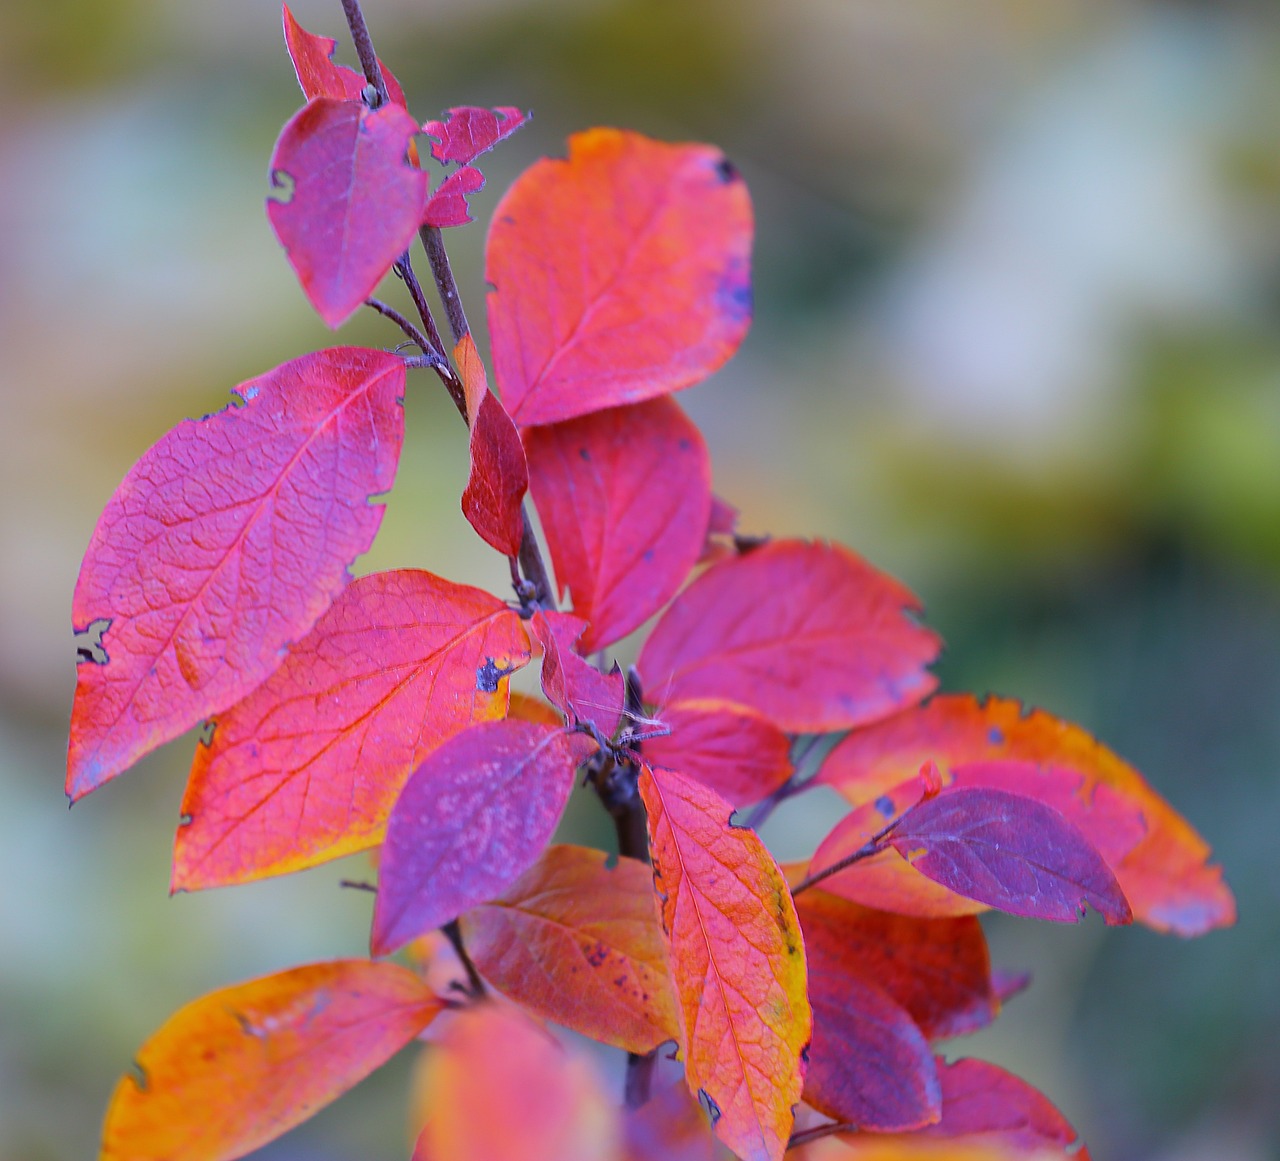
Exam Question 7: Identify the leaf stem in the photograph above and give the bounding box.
[339,0,390,107]
[787,1121,856,1150]
[364,297,432,353]
[441,918,487,1000]
[791,807,911,896]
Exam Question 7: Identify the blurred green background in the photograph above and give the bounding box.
[2,0,1278,1158]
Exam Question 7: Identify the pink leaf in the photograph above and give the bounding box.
[281,4,410,108]
[424,166,486,228]
[530,611,625,738]
[424,105,529,165]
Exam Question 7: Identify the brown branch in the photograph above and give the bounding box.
[441,918,487,1000]
[339,0,390,107]
[364,297,432,353]
[420,225,471,343]
[787,1121,856,1150]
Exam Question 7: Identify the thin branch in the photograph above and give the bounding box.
[624,1048,658,1108]
[791,808,910,896]
[391,257,467,419]
[516,506,555,609]
[420,224,471,342]
[364,297,432,353]
[339,0,390,106]
[441,918,487,1000]
[787,1122,856,1150]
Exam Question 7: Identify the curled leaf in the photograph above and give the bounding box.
[281,4,410,108]
[531,611,625,738]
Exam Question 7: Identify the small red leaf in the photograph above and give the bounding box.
[699,495,740,565]
[797,889,997,1041]
[268,98,426,328]
[459,844,680,1053]
[644,699,792,806]
[281,5,410,108]
[455,334,528,556]
[531,611,625,737]
[640,763,810,1161]
[816,693,1235,935]
[424,165,486,228]
[639,540,941,733]
[424,105,529,166]
[888,787,1133,925]
[524,397,711,651]
[67,348,405,799]
[372,720,595,954]
[101,960,440,1161]
[487,128,753,426]
[804,969,940,1131]
[173,570,529,890]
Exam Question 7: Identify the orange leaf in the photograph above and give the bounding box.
[816,694,1234,935]
[101,960,440,1161]
[486,128,753,426]
[173,570,528,890]
[459,844,680,1053]
[414,1003,620,1161]
[639,764,810,1161]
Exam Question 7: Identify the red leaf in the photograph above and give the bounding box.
[887,787,1133,924]
[424,105,529,166]
[639,763,810,1161]
[639,540,941,733]
[101,960,440,1161]
[172,570,529,890]
[372,720,595,954]
[531,611,625,737]
[816,694,1234,935]
[267,98,426,329]
[281,4,410,108]
[459,844,680,1053]
[424,165,486,228]
[455,334,528,556]
[804,969,940,1131]
[486,128,753,426]
[797,889,997,1041]
[414,1003,620,1161]
[524,397,711,651]
[625,1081,731,1161]
[67,348,405,800]
[644,699,792,806]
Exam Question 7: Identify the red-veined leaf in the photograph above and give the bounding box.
[455,334,528,556]
[524,397,711,651]
[625,1080,731,1161]
[67,348,405,800]
[887,787,1132,925]
[424,165,486,227]
[804,968,939,1131]
[796,890,997,1041]
[531,611,625,737]
[645,699,792,806]
[414,1003,620,1161]
[639,540,941,733]
[639,763,810,1161]
[816,693,1234,935]
[486,128,752,426]
[459,844,679,1053]
[101,960,440,1161]
[372,720,595,954]
[172,570,528,890]
[267,98,426,328]
[424,106,529,165]
[281,4,410,108]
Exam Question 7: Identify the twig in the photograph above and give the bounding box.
[787,1121,856,1150]
[516,506,555,609]
[364,297,432,353]
[339,0,390,107]
[420,225,471,342]
[791,809,909,896]
[441,918,487,1000]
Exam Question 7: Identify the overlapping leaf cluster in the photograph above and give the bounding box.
[68,8,1234,1161]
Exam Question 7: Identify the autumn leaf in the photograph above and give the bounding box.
[281,4,410,108]
[455,334,528,556]
[172,569,528,890]
[414,1003,620,1161]
[372,720,596,954]
[67,348,405,800]
[639,763,810,1161]
[639,540,941,733]
[424,165,486,227]
[815,694,1234,935]
[486,128,753,426]
[424,105,529,165]
[644,699,792,807]
[886,787,1133,925]
[531,611,626,737]
[524,397,711,651]
[267,97,426,328]
[459,844,680,1053]
[101,960,440,1161]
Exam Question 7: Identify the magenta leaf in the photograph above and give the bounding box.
[530,611,625,738]
[423,106,529,165]
[424,166,486,228]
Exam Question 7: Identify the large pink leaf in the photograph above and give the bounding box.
[67,348,405,800]
[486,128,753,426]
[887,787,1133,925]
[268,97,426,328]
[173,570,529,890]
[372,720,595,954]
[638,540,941,733]
[524,397,710,651]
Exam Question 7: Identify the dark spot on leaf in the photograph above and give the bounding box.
[717,268,753,321]
[74,618,111,666]
[177,812,193,828]
[268,168,296,205]
[585,942,610,968]
[614,975,628,988]
[642,549,654,564]
[714,156,739,183]
[197,720,217,747]
[875,795,895,818]
[697,1088,722,1125]
[476,657,515,693]
[578,447,591,462]
[988,726,1005,745]
[128,1059,149,1093]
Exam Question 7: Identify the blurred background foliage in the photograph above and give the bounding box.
[1,0,1278,1159]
